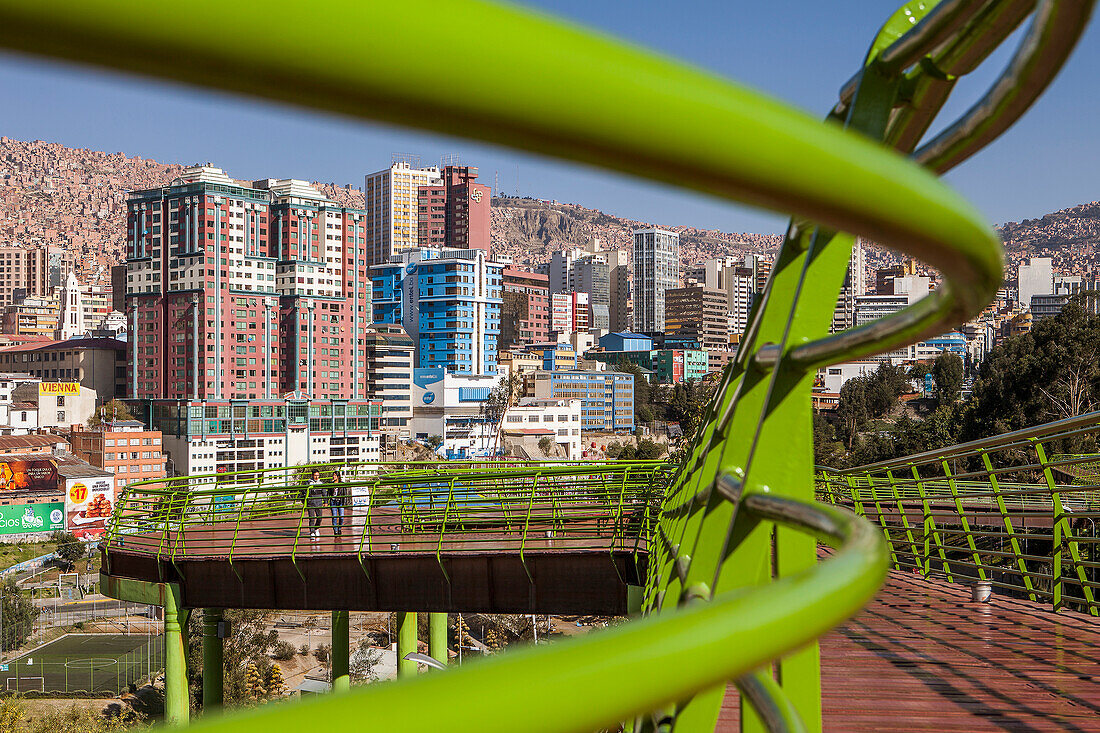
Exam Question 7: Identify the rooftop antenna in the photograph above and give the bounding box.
[391,153,421,169]
[440,153,461,168]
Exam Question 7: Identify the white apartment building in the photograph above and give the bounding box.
[632,228,680,333]
[502,398,583,458]
[364,159,443,266]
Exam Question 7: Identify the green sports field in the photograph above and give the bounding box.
[3,634,163,694]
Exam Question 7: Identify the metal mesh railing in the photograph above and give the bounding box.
[106,461,672,568]
[820,410,1100,616]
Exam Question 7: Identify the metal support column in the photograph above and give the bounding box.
[202,608,223,711]
[331,610,350,692]
[164,586,189,727]
[429,612,447,668]
[396,611,418,678]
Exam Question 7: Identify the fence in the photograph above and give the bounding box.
[2,633,163,696]
[106,460,672,565]
[819,410,1100,615]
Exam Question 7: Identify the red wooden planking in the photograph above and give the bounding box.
[718,566,1100,731]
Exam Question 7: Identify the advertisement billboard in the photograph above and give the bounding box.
[0,459,58,492]
[39,382,80,396]
[64,475,115,539]
[0,502,65,536]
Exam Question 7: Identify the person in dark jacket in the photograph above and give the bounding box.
[306,470,328,540]
[329,469,350,536]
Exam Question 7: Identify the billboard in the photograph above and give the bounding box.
[39,382,80,396]
[0,459,58,492]
[64,475,115,540]
[0,502,65,536]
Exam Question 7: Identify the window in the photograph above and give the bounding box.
[19,412,25,421]
[56,411,65,422]
[105,439,115,447]
[56,397,65,406]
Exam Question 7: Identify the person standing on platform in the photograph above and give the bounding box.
[330,469,349,536]
[306,470,327,540]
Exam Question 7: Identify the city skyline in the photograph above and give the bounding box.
[1,1,1098,237]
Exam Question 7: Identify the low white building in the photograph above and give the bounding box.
[410,368,499,458]
[502,398,583,458]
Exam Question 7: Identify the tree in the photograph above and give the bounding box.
[425,435,443,451]
[185,609,279,707]
[537,436,554,455]
[349,640,383,683]
[615,359,652,421]
[244,663,266,699]
[835,376,870,449]
[812,411,845,468]
[963,302,1100,440]
[0,578,37,651]
[265,664,286,697]
[932,352,964,406]
[88,399,136,427]
[52,531,85,569]
[667,380,715,438]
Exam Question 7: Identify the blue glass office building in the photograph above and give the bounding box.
[371,248,503,375]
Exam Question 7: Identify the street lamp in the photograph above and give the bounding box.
[401,652,445,671]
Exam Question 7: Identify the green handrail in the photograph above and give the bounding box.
[821,409,1100,616]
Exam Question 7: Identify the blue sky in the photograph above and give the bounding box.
[0,0,1096,234]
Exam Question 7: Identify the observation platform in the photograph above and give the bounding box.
[720,565,1100,731]
[102,463,664,615]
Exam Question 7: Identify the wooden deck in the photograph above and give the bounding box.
[720,567,1100,731]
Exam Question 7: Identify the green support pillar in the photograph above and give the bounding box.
[331,610,350,693]
[429,612,447,668]
[396,611,418,678]
[202,609,223,711]
[164,585,189,727]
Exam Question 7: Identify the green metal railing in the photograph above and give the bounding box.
[106,460,672,571]
[2,0,1091,730]
[819,410,1100,616]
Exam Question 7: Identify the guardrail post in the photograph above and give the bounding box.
[911,465,951,582]
[429,612,448,668]
[164,584,188,727]
[396,611,418,678]
[886,469,922,574]
[331,610,350,692]
[1032,440,1095,613]
[942,461,986,584]
[202,608,223,711]
[981,450,1037,602]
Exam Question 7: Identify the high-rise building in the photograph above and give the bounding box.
[371,248,503,375]
[632,228,679,333]
[543,244,613,333]
[362,323,415,436]
[833,238,866,332]
[500,268,549,348]
[124,165,371,402]
[417,165,491,253]
[364,158,442,265]
[1017,257,1054,310]
[607,248,632,333]
[664,286,729,350]
[550,292,590,338]
[0,246,70,309]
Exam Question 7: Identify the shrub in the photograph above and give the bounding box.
[272,641,296,661]
[313,643,330,665]
[298,644,309,656]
